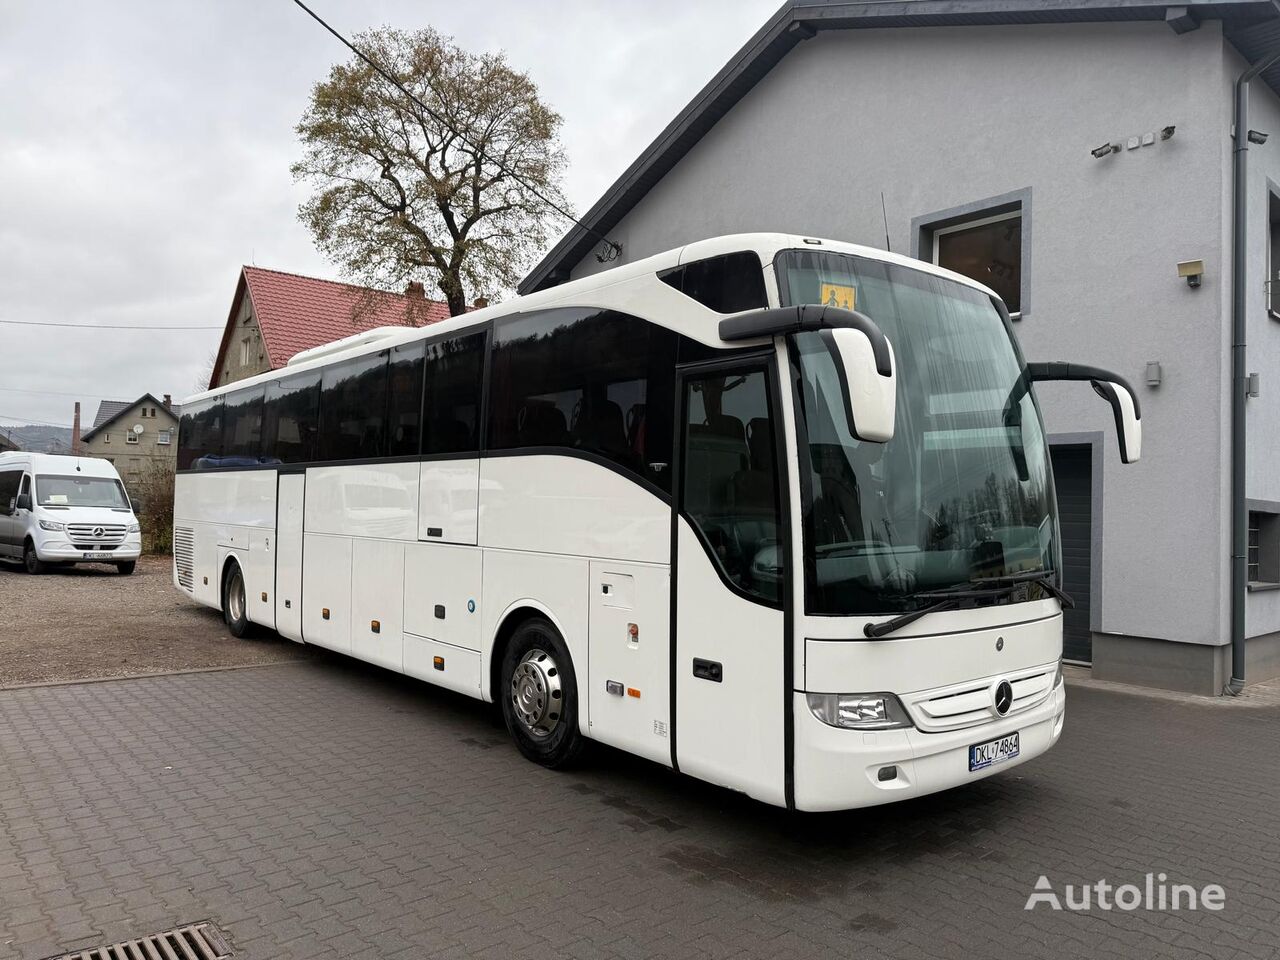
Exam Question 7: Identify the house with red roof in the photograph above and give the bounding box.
[209,268,459,389]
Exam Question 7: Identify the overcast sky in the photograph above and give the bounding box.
[0,0,779,428]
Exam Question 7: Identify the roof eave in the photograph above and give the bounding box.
[80,393,172,442]
[519,0,1280,294]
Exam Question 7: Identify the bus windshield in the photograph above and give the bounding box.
[777,249,1059,616]
[36,475,131,509]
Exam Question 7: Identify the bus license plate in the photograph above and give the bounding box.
[969,731,1020,772]
[83,552,112,560]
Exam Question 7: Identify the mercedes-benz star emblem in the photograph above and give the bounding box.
[993,680,1014,716]
[92,527,104,538]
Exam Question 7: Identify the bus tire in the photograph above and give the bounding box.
[222,560,255,639]
[500,617,585,769]
[23,540,46,575]
[116,561,137,576]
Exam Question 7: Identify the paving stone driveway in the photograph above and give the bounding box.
[2,657,1278,960]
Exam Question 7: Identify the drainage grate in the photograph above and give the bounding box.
[45,921,232,960]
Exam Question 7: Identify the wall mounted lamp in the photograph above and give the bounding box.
[1145,361,1163,387]
[1178,260,1205,288]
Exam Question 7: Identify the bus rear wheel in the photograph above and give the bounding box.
[222,562,255,639]
[500,617,584,768]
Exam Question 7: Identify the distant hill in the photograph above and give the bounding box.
[0,424,74,453]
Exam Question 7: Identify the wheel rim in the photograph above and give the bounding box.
[228,569,245,622]
[510,647,563,738]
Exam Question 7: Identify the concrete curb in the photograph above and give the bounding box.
[0,658,308,692]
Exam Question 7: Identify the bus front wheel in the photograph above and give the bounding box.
[222,562,255,639]
[500,617,585,769]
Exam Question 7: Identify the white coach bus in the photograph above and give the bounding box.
[174,234,1140,811]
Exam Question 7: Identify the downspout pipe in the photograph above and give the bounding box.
[1228,49,1280,696]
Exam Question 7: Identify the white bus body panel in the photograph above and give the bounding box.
[418,459,480,545]
[587,560,671,766]
[674,518,785,807]
[351,538,405,671]
[305,463,419,541]
[247,530,275,629]
[275,473,305,642]
[481,549,589,709]
[479,456,668,563]
[302,533,353,653]
[404,542,483,651]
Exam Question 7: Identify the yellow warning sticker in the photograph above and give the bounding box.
[819,282,856,311]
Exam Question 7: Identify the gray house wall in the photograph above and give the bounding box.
[566,21,1254,670]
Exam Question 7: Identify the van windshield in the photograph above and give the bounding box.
[36,475,130,509]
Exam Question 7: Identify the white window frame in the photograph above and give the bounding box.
[157,429,171,445]
[932,209,1023,320]
[125,432,139,445]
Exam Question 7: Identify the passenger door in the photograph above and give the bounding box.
[674,362,788,806]
[0,470,22,557]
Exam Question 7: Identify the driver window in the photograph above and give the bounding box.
[681,369,783,604]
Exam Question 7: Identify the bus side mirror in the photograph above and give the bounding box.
[1025,362,1142,464]
[1090,379,1142,464]
[826,327,897,443]
[14,493,31,512]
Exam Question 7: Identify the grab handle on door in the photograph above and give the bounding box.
[692,658,723,682]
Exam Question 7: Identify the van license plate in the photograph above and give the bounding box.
[83,552,112,560]
[969,731,1020,772]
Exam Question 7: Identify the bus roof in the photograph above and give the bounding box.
[181,232,999,406]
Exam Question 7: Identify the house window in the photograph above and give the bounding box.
[126,432,139,445]
[1248,511,1280,585]
[104,433,110,444]
[157,429,171,445]
[240,337,252,366]
[932,210,1022,315]
[1269,192,1279,319]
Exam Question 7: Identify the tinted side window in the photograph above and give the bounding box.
[387,343,426,457]
[319,351,388,462]
[660,252,767,313]
[222,386,264,463]
[177,398,224,470]
[488,309,676,491]
[262,372,320,464]
[423,333,485,456]
[0,470,20,512]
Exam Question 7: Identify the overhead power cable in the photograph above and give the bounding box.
[0,319,221,331]
[289,0,622,260]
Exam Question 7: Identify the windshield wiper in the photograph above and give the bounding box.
[863,571,1072,639]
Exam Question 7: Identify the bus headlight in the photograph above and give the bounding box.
[38,519,65,532]
[127,523,140,533]
[806,692,913,730]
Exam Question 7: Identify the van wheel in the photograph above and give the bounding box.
[116,561,136,576]
[23,541,46,575]
[500,617,585,769]
[222,562,255,639]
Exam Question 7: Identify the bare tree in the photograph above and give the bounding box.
[292,27,570,315]
[132,460,175,555]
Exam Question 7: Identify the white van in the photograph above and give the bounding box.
[0,452,142,575]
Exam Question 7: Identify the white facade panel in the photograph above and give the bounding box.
[479,455,668,563]
[305,462,419,541]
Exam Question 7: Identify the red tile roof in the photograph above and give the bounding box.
[212,267,452,387]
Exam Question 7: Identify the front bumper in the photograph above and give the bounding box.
[35,534,141,562]
[792,681,1066,812]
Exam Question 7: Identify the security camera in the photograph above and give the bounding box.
[1248,130,1269,145]
[1161,125,1176,141]
[1091,143,1116,159]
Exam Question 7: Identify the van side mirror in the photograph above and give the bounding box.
[824,326,897,443]
[1026,362,1142,463]
[15,493,31,512]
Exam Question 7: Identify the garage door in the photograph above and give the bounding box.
[1050,445,1093,663]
